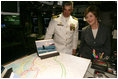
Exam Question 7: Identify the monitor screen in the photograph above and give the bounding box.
[1,15,20,28]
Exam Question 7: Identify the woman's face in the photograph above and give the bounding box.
[85,12,98,26]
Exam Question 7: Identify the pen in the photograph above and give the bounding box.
[100,52,104,59]
[93,49,98,58]
[92,53,96,58]
[96,55,98,59]
[92,53,97,61]
[93,49,96,56]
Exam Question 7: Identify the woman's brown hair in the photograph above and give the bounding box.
[84,5,99,19]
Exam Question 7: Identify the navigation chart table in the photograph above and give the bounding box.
[4,53,90,78]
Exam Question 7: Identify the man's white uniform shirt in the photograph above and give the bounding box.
[45,13,79,54]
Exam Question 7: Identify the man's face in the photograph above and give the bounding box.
[63,5,73,17]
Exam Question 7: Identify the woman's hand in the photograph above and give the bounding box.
[104,56,109,60]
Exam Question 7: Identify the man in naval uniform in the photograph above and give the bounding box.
[45,1,79,55]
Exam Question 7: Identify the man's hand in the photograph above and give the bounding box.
[72,49,76,55]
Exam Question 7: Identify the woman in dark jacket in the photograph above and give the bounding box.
[79,5,111,60]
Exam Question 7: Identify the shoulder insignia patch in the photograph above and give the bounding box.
[52,15,59,19]
[72,16,78,21]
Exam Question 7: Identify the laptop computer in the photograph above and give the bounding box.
[35,39,59,59]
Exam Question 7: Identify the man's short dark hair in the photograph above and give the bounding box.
[62,1,73,8]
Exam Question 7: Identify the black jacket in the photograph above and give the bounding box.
[79,23,111,59]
